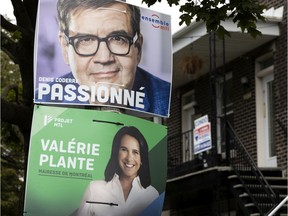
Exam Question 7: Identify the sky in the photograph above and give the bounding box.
[1,0,15,21]
[0,0,185,34]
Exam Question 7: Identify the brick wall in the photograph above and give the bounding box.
[229,56,258,161]
[273,0,287,169]
[167,89,182,165]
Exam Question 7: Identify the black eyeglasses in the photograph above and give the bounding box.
[64,33,138,56]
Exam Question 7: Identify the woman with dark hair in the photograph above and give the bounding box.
[77,126,159,216]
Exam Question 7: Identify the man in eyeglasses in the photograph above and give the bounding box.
[37,0,171,117]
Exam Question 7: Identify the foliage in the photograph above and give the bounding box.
[1,51,25,216]
[1,51,22,102]
[142,0,267,38]
[1,122,25,216]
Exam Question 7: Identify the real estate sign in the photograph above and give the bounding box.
[193,115,212,154]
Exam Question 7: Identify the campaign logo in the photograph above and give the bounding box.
[141,14,170,31]
[43,115,73,128]
[44,115,53,126]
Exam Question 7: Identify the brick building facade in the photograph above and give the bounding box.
[163,0,287,215]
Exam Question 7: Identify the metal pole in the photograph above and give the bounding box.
[209,31,217,158]
[222,36,230,162]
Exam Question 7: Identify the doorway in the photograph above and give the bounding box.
[255,54,277,167]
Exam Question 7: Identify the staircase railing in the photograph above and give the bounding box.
[225,121,278,215]
[267,196,288,216]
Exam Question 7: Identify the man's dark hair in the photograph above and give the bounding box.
[104,126,151,188]
[57,0,141,36]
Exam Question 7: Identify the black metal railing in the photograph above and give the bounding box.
[167,130,203,179]
[226,121,278,215]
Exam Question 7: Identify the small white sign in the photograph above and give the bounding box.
[193,122,212,154]
[194,115,208,128]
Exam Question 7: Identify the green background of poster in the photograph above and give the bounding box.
[24,105,167,216]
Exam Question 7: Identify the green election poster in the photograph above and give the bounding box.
[24,105,167,216]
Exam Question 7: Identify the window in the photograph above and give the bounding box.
[181,91,197,162]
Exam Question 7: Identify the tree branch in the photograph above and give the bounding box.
[1,13,34,46]
[11,0,34,31]
[1,15,18,32]
[142,0,266,38]
[1,31,19,64]
[1,98,33,132]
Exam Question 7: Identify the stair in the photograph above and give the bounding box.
[261,168,288,216]
[228,168,288,216]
